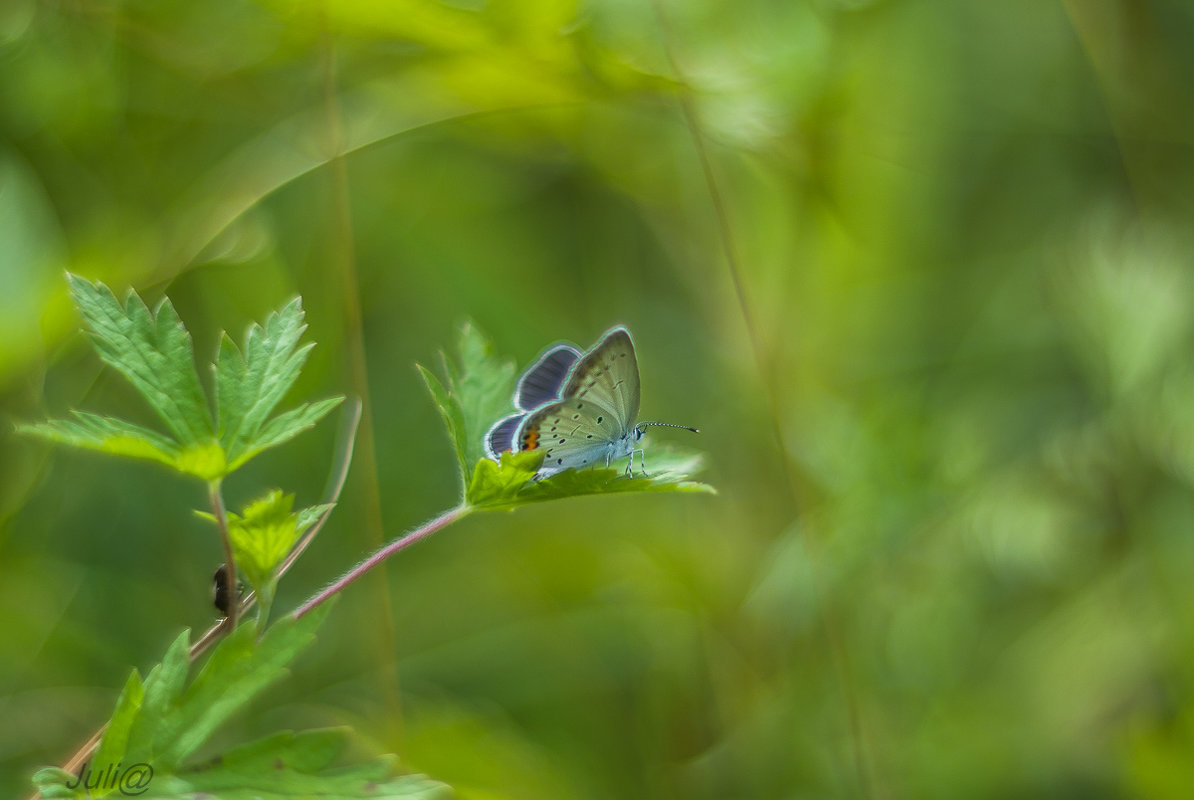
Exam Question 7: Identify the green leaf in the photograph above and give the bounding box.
[30,768,79,799]
[125,629,192,766]
[295,502,336,535]
[17,411,181,469]
[21,281,340,482]
[155,605,329,769]
[18,419,226,481]
[67,274,213,446]
[31,605,446,799]
[227,489,301,593]
[228,396,343,471]
[521,447,716,505]
[215,298,342,471]
[419,322,516,492]
[33,633,189,799]
[417,363,469,484]
[451,322,517,471]
[89,668,146,797]
[173,440,229,481]
[159,729,453,799]
[32,728,450,799]
[467,449,543,508]
[468,446,714,511]
[197,493,332,598]
[215,298,307,455]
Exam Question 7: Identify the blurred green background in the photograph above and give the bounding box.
[4,0,1194,797]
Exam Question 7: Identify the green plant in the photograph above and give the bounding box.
[19,277,711,798]
[293,323,713,618]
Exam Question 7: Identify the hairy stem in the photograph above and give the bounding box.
[293,505,471,620]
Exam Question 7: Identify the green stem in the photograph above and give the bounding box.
[208,479,238,630]
[293,505,471,620]
[256,581,274,630]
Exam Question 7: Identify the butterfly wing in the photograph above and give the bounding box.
[558,327,640,429]
[486,342,582,461]
[516,394,628,476]
[515,344,582,410]
[485,412,526,460]
[514,327,642,477]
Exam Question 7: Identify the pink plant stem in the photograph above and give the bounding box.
[293,505,469,619]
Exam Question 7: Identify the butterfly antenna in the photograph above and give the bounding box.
[638,421,700,434]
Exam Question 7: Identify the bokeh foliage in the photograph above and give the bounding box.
[4,0,1194,798]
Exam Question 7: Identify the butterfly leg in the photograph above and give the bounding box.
[627,449,646,477]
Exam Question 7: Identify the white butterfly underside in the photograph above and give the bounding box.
[486,327,644,479]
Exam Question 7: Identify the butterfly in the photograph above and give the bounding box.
[485,326,697,479]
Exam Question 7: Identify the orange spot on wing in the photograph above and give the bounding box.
[521,429,540,451]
